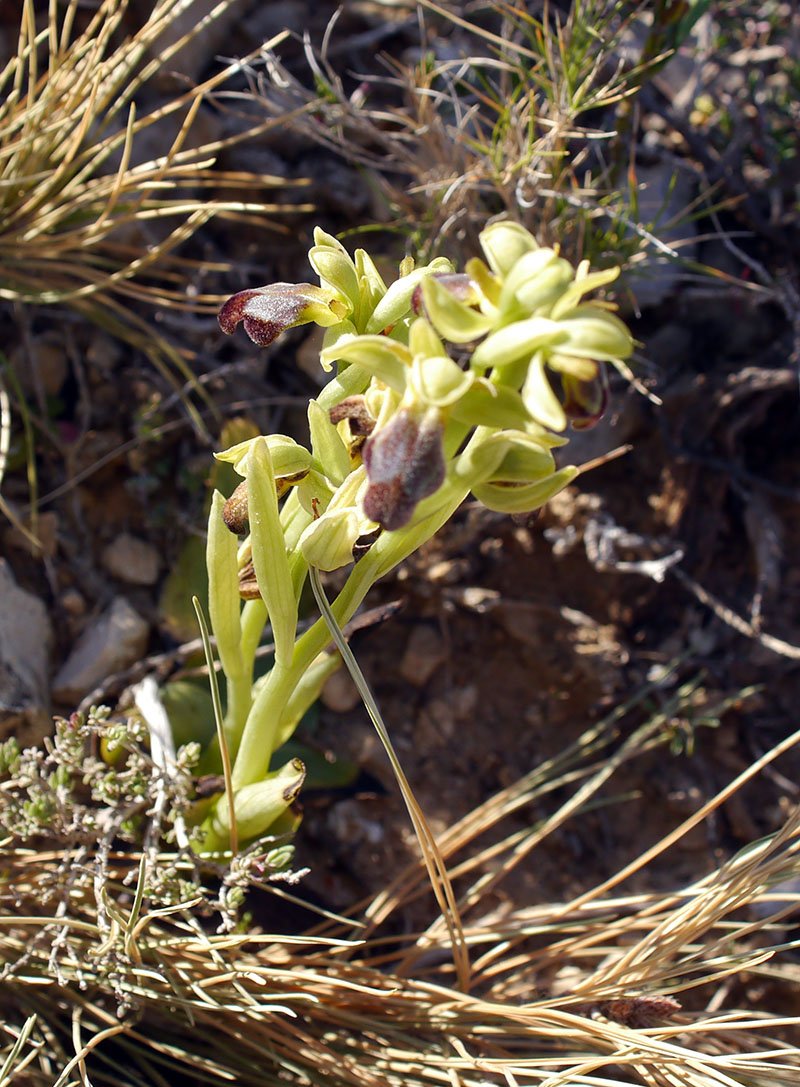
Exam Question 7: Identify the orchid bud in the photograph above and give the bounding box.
[479,220,539,277]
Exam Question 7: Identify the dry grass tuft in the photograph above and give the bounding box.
[2,682,799,1086]
[0,0,310,429]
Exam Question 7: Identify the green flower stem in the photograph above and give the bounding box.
[231,471,476,789]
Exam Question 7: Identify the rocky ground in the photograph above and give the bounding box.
[1,1,799,937]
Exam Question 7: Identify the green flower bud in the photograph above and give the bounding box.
[298,504,368,571]
[204,758,306,846]
[364,258,452,335]
[480,220,539,277]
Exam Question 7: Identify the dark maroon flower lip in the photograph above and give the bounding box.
[218,283,348,347]
[362,407,446,530]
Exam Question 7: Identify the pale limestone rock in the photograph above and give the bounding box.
[52,597,149,704]
[0,560,52,745]
[102,533,161,585]
[399,624,446,688]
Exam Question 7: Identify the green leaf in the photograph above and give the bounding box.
[160,679,217,751]
[207,490,244,679]
[247,437,297,667]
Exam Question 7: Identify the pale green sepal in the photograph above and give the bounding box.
[521,353,567,431]
[470,316,564,369]
[480,430,555,482]
[319,335,410,392]
[308,399,351,486]
[551,266,620,319]
[510,255,574,315]
[451,435,511,487]
[215,434,312,479]
[449,379,532,429]
[408,316,446,359]
[480,220,538,277]
[557,306,634,360]
[207,490,244,680]
[419,275,496,343]
[316,358,371,409]
[207,759,306,845]
[275,652,341,748]
[364,258,452,334]
[309,245,359,310]
[408,353,474,408]
[247,438,297,667]
[473,465,578,513]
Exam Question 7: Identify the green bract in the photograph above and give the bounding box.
[193,221,634,852]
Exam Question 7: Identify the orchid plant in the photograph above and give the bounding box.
[192,221,633,852]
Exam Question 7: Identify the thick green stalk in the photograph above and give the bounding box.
[231,471,475,789]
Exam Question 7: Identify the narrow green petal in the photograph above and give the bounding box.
[247,437,297,667]
[550,266,620,319]
[521,353,567,431]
